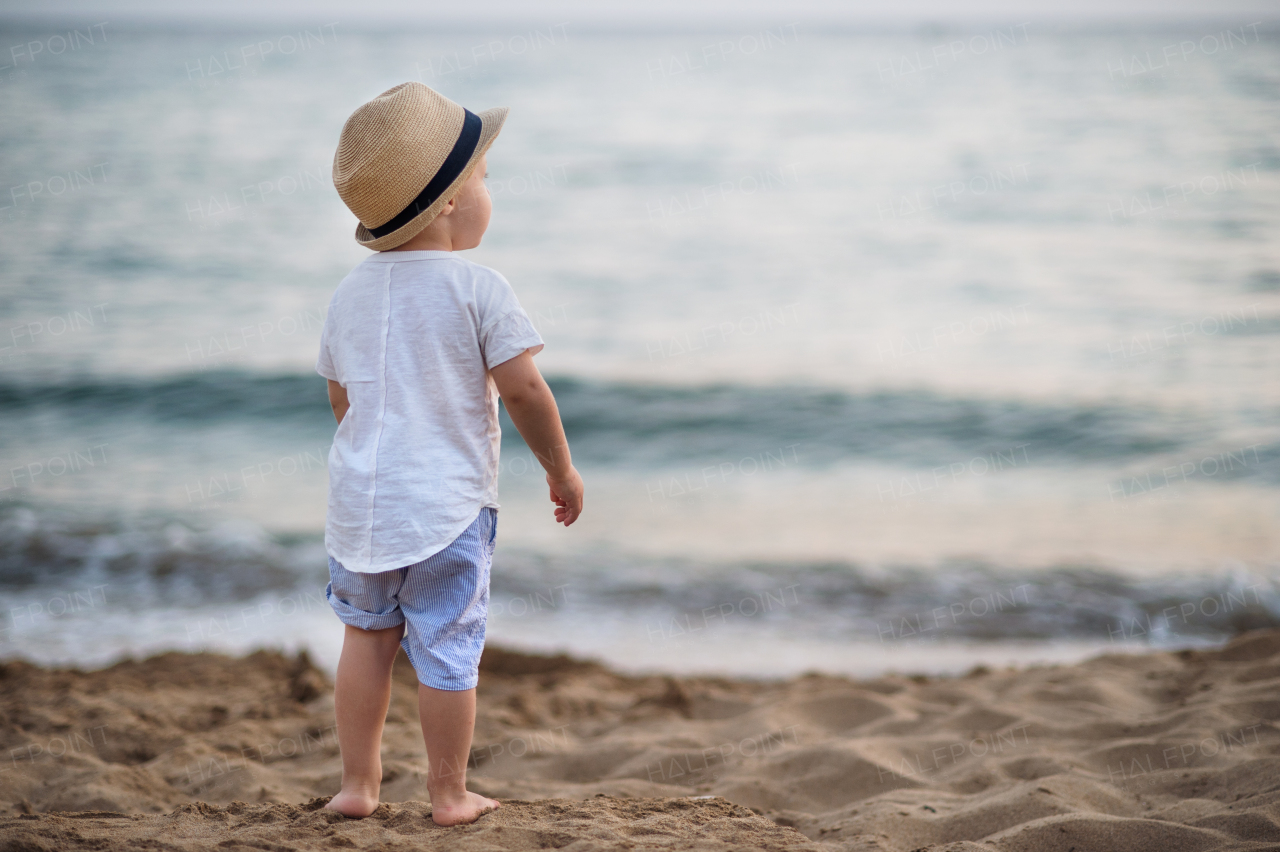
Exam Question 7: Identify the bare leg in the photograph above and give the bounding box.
[326,623,404,818]
[419,684,500,826]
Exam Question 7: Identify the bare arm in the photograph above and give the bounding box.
[489,351,583,527]
[327,380,349,424]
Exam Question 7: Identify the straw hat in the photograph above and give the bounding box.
[333,82,507,250]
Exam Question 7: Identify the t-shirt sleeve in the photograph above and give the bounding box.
[315,313,338,381]
[477,268,545,370]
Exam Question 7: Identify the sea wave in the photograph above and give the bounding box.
[1,504,1276,646]
[2,371,1269,470]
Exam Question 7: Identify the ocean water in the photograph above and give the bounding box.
[0,21,1278,677]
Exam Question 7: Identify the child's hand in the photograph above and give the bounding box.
[547,467,584,527]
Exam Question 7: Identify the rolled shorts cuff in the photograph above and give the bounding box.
[406,644,479,691]
[325,580,407,632]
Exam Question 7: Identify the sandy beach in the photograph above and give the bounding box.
[2,632,1280,851]
[1,9,1277,852]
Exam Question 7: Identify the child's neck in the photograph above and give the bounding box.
[387,230,454,252]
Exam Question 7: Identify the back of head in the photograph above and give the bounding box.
[332,82,507,251]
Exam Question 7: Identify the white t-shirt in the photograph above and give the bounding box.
[316,250,544,573]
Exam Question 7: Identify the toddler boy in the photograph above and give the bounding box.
[316,83,583,826]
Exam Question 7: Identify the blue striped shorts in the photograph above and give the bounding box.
[325,508,496,691]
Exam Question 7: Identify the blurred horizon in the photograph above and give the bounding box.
[2,0,1280,28]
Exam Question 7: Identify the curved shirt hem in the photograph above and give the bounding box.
[325,499,499,574]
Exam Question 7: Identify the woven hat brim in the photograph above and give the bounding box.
[355,106,508,250]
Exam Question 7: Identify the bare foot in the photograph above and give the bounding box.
[430,791,500,826]
[325,788,380,818]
